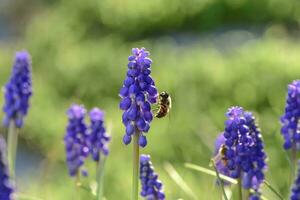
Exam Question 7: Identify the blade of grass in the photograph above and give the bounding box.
[261,195,270,200]
[263,180,284,200]
[163,162,198,200]
[211,159,229,200]
[184,163,237,184]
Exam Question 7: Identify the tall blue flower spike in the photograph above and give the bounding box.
[222,106,267,199]
[0,136,15,200]
[291,161,300,200]
[3,51,32,128]
[88,108,110,162]
[119,48,158,147]
[64,104,89,176]
[281,80,300,150]
[140,154,165,200]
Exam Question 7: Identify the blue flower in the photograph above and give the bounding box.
[88,108,110,162]
[222,106,267,199]
[3,51,32,128]
[280,80,300,150]
[64,104,89,176]
[0,136,15,200]
[119,48,158,147]
[291,161,300,200]
[140,154,165,200]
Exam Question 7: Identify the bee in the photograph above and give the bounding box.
[214,144,228,166]
[155,91,172,118]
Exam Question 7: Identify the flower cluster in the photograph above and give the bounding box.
[0,136,15,200]
[280,80,300,150]
[3,51,32,128]
[222,106,267,199]
[64,104,89,176]
[88,108,110,162]
[64,105,110,176]
[119,48,158,147]
[140,154,165,200]
[291,161,300,200]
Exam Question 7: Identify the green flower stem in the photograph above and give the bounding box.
[96,157,106,200]
[291,146,297,182]
[237,177,243,200]
[7,120,19,178]
[243,189,249,200]
[132,132,140,200]
[76,173,82,200]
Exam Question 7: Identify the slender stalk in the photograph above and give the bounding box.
[243,189,249,200]
[76,172,82,200]
[132,132,140,200]
[96,157,106,200]
[263,180,284,200]
[7,120,19,178]
[211,160,229,200]
[237,178,243,200]
[291,146,297,182]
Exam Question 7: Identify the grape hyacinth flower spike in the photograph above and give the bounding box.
[119,48,158,200]
[140,155,165,200]
[0,136,15,200]
[2,51,32,178]
[88,108,110,162]
[119,47,158,147]
[3,51,32,128]
[281,80,300,150]
[64,104,89,177]
[88,108,110,200]
[221,106,267,200]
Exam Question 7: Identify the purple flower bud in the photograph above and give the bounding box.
[120,97,131,110]
[3,51,32,128]
[140,154,165,200]
[138,135,147,147]
[119,48,158,147]
[123,134,132,145]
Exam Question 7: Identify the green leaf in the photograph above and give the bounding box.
[184,163,237,184]
[263,180,284,200]
[164,162,198,200]
[211,159,229,200]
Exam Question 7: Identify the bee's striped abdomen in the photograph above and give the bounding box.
[155,105,169,118]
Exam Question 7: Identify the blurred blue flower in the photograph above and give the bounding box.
[119,48,158,147]
[0,136,15,200]
[222,106,267,198]
[140,154,165,200]
[88,108,110,162]
[64,104,89,176]
[3,51,32,128]
[280,80,300,150]
[291,160,300,200]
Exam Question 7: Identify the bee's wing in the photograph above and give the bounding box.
[168,96,172,109]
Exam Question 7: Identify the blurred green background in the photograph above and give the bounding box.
[1,0,300,199]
